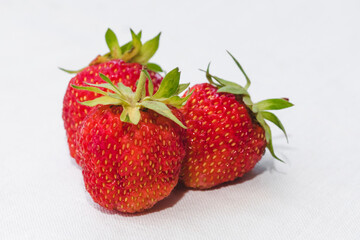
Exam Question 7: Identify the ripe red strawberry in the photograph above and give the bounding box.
[74,68,192,213]
[180,51,293,189]
[62,29,163,160]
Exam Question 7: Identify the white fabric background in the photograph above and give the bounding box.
[1,0,359,239]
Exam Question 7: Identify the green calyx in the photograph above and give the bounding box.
[72,68,192,128]
[203,51,294,162]
[60,28,163,74]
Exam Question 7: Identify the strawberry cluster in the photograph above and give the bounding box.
[62,29,293,213]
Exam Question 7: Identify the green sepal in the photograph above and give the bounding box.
[84,82,118,94]
[202,52,251,92]
[71,85,108,96]
[153,68,180,99]
[99,73,127,99]
[256,113,284,162]
[176,83,190,95]
[146,62,163,72]
[131,33,161,64]
[59,67,84,74]
[121,29,142,62]
[80,96,125,107]
[120,31,142,53]
[140,101,186,128]
[261,111,289,142]
[202,63,237,88]
[120,107,130,123]
[73,83,128,102]
[226,50,251,89]
[157,89,194,108]
[120,42,132,54]
[71,83,129,105]
[204,63,215,85]
[217,85,249,95]
[212,75,237,88]
[242,96,253,107]
[125,106,141,125]
[105,28,122,58]
[163,96,186,108]
[263,123,284,162]
[255,98,294,111]
[117,82,134,98]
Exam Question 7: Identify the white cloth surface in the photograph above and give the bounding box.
[1,0,360,239]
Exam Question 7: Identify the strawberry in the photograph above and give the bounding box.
[180,51,293,189]
[74,68,192,213]
[62,29,163,160]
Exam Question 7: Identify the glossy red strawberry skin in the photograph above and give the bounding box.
[180,83,266,189]
[62,59,162,160]
[76,105,186,213]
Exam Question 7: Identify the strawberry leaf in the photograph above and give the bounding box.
[153,68,180,99]
[140,101,186,128]
[105,28,122,58]
[255,99,294,111]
